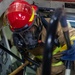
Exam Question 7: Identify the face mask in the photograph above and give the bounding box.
[13,24,42,50]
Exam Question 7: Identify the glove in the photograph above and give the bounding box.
[61,42,75,61]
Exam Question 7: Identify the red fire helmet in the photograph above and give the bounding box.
[6,0,38,31]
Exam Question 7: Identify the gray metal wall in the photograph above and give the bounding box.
[0,0,75,17]
[0,0,14,17]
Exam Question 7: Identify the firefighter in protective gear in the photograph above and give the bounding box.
[5,0,75,75]
[5,1,65,74]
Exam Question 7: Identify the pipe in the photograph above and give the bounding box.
[60,10,72,75]
[39,7,55,12]
[42,8,61,75]
[0,44,24,63]
[40,16,49,30]
[0,44,40,67]
[42,19,59,75]
[42,8,71,75]
[26,56,40,67]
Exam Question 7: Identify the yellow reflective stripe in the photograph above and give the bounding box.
[36,55,63,66]
[70,36,75,41]
[52,61,63,67]
[35,46,61,59]
[29,7,35,22]
[53,46,61,55]
[60,36,75,52]
[36,56,43,59]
